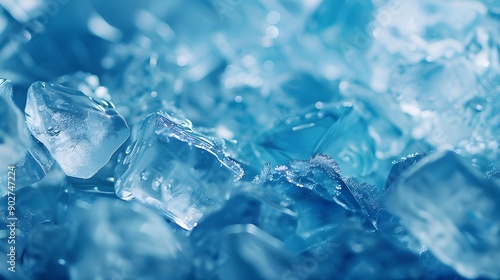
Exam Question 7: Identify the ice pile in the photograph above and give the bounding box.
[0,0,499,279]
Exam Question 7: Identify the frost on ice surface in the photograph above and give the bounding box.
[251,154,361,243]
[24,81,130,178]
[115,112,243,230]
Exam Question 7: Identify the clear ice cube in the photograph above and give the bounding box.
[25,81,130,178]
[115,112,243,230]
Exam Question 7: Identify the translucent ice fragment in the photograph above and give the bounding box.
[0,135,55,192]
[280,154,360,210]
[250,103,377,178]
[192,193,297,244]
[192,223,296,280]
[338,81,414,160]
[0,184,67,269]
[391,58,477,113]
[25,81,130,178]
[346,153,430,253]
[293,222,431,280]
[387,151,500,279]
[0,79,29,165]
[21,222,69,279]
[384,152,427,190]
[253,155,361,241]
[372,0,485,61]
[115,112,243,230]
[66,198,190,280]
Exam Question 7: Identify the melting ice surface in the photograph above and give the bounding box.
[0,0,499,279]
[25,81,130,178]
[115,112,243,230]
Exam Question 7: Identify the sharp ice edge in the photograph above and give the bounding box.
[24,81,130,179]
[115,112,243,230]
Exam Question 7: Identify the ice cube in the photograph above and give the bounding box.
[252,155,361,245]
[387,151,500,279]
[25,81,130,178]
[115,112,243,230]
[0,134,55,191]
[0,79,29,166]
[346,153,429,253]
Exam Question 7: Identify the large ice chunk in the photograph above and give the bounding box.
[115,112,243,230]
[387,151,500,279]
[25,81,130,178]
[0,79,29,165]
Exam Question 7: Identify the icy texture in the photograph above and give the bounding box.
[115,112,243,230]
[25,81,130,178]
[385,152,428,190]
[0,135,55,192]
[66,199,190,280]
[20,197,190,280]
[293,222,423,280]
[0,184,67,279]
[0,79,29,165]
[0,0,499,279]
[193,223,297,280]
[387,151,500,279]
[345,153,432,253]
[192,193,297,243]
[248,103,377,179]
[191,195,299,280]
[252,154,362,247]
